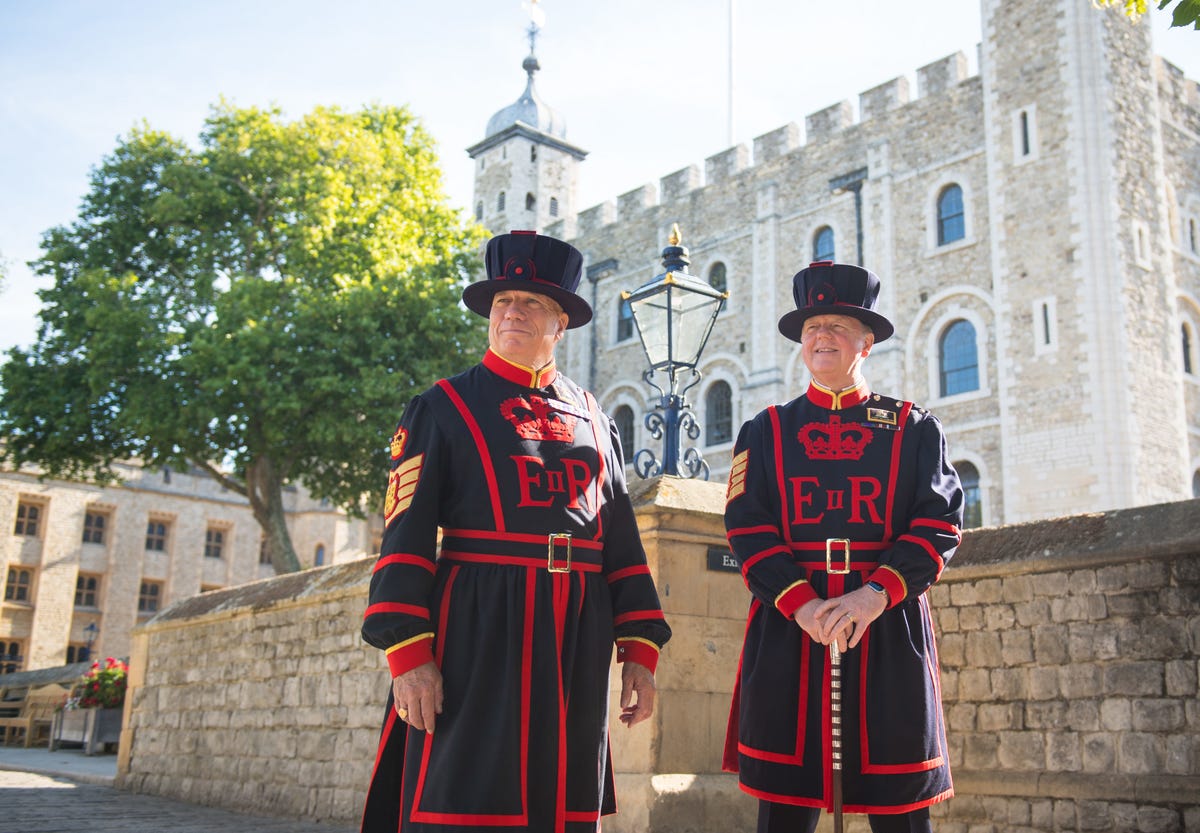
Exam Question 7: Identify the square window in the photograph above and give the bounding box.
[75,574,100,607]
[0,640,23,674]
[14,502,41,537]
[83,511,108,545]
[205,527,225,559]
[138,581,162,613]
[4,568,34,603]
[146,520,170,552]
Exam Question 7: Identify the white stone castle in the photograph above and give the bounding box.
[4,0,1198,678]
[468,0,1200,529]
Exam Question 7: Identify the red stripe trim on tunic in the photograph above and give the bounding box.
[613,609,667,626]
[741,544,791,575]
[882,401,912,540]
[363,602,429,620]
[437,379,505,532]
[738,783,825,808]
[585,390,606,540]
[442,528,603,549]
[911,517,961,537]
[790,561,886,571]
[767,406,795,548]
[440,550,603,573]
[738,742,805,764]
[727,524,780,537]
[565,810,601,822]
[788,541,888,551]
[606,564,650,583]
[373,552,436,574]
[553,569,569,833]
[842,787,955,814]
[897,532,946,574]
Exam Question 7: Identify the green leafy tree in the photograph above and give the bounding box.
[0,103,486,573]
[1095,0,1199,30]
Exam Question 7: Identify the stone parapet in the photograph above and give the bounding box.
[116,490,1200,832]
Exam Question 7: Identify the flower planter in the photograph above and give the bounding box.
[49,707,122,755]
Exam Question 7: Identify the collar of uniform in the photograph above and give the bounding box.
[483,349,558,389]
[807,379,870,410]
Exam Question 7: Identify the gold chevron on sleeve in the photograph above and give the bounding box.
[726,449,750,503]
[384,453,425,524]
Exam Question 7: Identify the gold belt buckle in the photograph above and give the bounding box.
[825,538,851,575]
[547,533,573,573]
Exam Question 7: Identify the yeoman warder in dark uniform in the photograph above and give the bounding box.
[361,230,671,833]
[723,261,963,833]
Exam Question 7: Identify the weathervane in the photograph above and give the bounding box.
[523,0,545,49]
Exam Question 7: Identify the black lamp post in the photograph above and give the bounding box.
[624,224,727,479]
[82,622,99,664]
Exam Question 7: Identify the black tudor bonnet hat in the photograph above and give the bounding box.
[777,260,894,343]
[461,230,592,328]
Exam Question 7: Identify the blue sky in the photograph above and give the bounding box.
[2,1,1197,357]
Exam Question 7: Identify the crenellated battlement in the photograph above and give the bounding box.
[570,50,977,229]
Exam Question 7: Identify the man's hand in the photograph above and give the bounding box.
[618,661,657,728]
[392,661,443,734]
[812,586,889,651]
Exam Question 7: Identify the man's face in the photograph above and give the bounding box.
[488,289,569,368]
[800,314,874,388]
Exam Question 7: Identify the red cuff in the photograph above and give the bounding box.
[615,638,660,674]
[868,566,906,609]
[775,579,818,619]
[386,633,435,677]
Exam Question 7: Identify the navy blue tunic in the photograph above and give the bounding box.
[362,350,670,833]
[723,380,962,815]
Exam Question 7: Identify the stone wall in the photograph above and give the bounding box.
[117,482,1200,832]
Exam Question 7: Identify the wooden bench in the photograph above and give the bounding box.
[0,684,69,747]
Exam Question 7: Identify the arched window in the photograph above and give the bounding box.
[475,201,483,222]
[498,191,506,212]
[525,193,536,211]
[1193,469,1200,499]
[1189,218,1197,254]
[939,320,979,396]
[530,145,538,162]
[708,262,728,311]
[613,406,635,466]
[705,381,733,446]
[955,461,983,529]
[937,185,965,245]
[549,197,559,218]
[617,298,634,342]
[1183,323,1194,375]
[813,226,835,262]
[314,544,326,567]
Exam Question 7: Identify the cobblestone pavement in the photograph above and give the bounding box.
[0,769,358,833]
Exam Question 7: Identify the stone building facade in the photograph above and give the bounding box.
[471,0,1200,528]
[0,462,375,674]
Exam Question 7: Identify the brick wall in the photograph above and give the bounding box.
[117,483,1200,832]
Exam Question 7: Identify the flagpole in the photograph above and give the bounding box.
[727,0,735,147]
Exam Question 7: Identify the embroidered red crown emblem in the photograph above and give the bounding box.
[797,415,873,460]
[500,396,576,443]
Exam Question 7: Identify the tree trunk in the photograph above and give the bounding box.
[244,455,302,573]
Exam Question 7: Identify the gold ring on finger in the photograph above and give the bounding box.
[398,707,409,720]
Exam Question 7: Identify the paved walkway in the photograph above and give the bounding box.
[0,746,357,832]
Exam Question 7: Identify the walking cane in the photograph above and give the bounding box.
[829,640,845,833]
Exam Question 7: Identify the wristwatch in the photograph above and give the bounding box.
[866,580,887,595]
